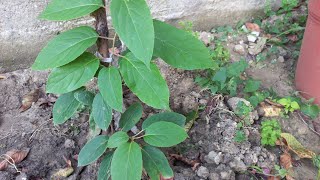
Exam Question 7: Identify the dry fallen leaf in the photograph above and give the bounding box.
[52,167,74,179]
[280,153,294,179]
[281,133,316,159]
[0,75,6,79]
[258,102,282,117]
[267,176,281,180]
[0,148,30,171]
[245,22,261,32]
[19,89,40,112]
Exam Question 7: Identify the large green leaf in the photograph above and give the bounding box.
[98,67,123,112]
[153,20,215,70]
[244,79,261,93]
[32,26,98,70]
[111,142,142,180]
[40,0,104,21]
[53,91,81,125]
[142,112,186,129]
[119,53,169,109]
[78,135,109,166]
[142,146,173,180]
[92,93,113,131]
[98,151,114,180]
[74,88,95,106]
[119,103,143,132]
[46,53,99,94]
[107,131,129,148]
[144,122,188,147]
[110,0,154,66]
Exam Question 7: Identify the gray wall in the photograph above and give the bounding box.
[0,0,275,73]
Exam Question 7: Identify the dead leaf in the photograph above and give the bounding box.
[52,167,74,179]
[280,133,316,158]
[280,153,293,172]
[267,176,281,180]
[0,75,6,79]
[245,23,261,32]
[170,154,200,171]
[19,89,40,112]
[288,35,298,42]
[0,148,30,171]
[258,102,282,117]
[248,37,266,55]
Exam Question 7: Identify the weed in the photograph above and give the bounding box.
[261,119,281,146]
[277,97,300,114]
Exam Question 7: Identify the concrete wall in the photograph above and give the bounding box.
[0,0,275,73]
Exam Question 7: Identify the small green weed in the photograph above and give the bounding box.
[261,119,281,146]
[277,97,300,114]
[234,129,247,143]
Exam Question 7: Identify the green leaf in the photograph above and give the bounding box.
[212,67,227,89]
[53,91,81,125]
[39,0,104,21]
[153,20,216,70]
[107,131,129,148]
[110,0,154,66]
[119,103,143,132]
[119,53,169,109]
[111,142,142,180]
[98,67,123,112]
[226,60,248,77]
[74,88,95,106]
[46,52,99,94]
[98,152,114,180]
[92,93,113,131]
[32,26,98,70]
[144,122,188,147]
[290,101,300,110]
[78,135,109,166]
[244,79,261,93]
[142,112,186,129]
[301,104,320,119]
[142,146,173,180]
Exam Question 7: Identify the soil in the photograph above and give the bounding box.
[1,5,320,180]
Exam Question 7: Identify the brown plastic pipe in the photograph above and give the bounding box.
[295,0,320,104]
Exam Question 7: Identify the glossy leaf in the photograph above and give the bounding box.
[142,112,186,129]
[110,0,154,66]
[119,53,170,109]
[74,88,95,106]
[111,142,142,180]
[107,131,129,148]
[144,122,188,147]
[98,67,123,112]
[46,53,99,94]
[119,103,143,132]
[40,0,104,21]
[92,93,113,131]
[153,20,215,70]
[32,26,98,70]
[53,91,81,125]
[98,151,114,180]
[78,135,109,166]
[142,146,173,180]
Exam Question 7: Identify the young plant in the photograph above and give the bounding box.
[78,103,188,180]
[261,119,281,146]
[34,0,214,179]
[301,98,320,119]
[277,97,300,114]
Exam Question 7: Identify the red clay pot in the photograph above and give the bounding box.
[295,0,320,104]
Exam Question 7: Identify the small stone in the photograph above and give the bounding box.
[64,139,75,149]
[278,56,285,63]
[234,45,246,55]
[16,173,27,180]
[199,32,213,46]
[209,172,220,180]
[227,97,251,112]
[214,152,224,165]
[197,166,210,179]
[229,158,247,172]
[278,47,287,56]
[247,35,257,42]
[220,171,231,180]
[205,151,218,163]
[251,31,260,37]
[199,99,208,105]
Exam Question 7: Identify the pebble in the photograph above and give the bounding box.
[251,31,260,37]
[214,152,224,165]
[197,166,210,179]
[278,56,285,63]
[229,158,247,172]
[205,151,217,163]
[247,35,257,42]
[16,173,27,180]
[220,171,232,180]
[64,139,75,149]
[209,172,220,180]
[234,45,246,55]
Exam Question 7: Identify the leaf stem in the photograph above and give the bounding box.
[98,36,114,40]
[132,129,145,139]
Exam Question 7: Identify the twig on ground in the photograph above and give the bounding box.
[0,155,21,173]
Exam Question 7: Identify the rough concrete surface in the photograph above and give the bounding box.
[0,0,275,73]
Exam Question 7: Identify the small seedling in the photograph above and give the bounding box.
[234,130,247,143]
[261,119,281,146]
[274,165,288,178]
[301,98,320,119]
[277,97,300,114]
